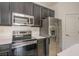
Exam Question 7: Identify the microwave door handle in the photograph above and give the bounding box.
[29,18,30,24]
[13,16,15,23]
[13,19,15,23]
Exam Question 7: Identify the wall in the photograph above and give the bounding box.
[52,2,79,50]
[0,26,40,45]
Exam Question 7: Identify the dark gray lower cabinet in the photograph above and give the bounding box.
[0,52,9,56]
[37,39,46,56]
[0,44,11,56]
[45,38,50,56]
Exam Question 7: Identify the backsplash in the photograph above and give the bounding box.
[0,26,12,45]
[12,26,40,36]
[0,26,40,45]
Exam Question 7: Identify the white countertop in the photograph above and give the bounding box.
[57,44,79,56]
[32,36,46,39]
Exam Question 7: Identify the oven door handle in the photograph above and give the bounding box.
[12,40,37,49]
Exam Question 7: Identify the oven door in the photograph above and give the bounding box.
[11,40,37,56]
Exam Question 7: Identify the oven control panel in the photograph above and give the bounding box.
[13,31,32,41]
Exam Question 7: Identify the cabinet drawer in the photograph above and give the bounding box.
[0,51,9,56]
[33,3,41,26]
[0,44,11,52]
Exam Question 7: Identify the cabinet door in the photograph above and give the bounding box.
[0,3,1,25]
[10,2,24,13]
[41,7,49,19]
[0,44,11,56]
[33,4,41,26]
[48,9,55,17]
[24,2,33,16]
[37,39,46,56]
[1,2,11,26]
[40,18,49,36]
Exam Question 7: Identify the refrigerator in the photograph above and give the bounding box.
[40,17,62,56]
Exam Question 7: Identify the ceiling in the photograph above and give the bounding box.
[34,2,57,9]
[34,2,57,6]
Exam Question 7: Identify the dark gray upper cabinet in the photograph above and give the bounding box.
[10,2,24,13]
[0,2,11,26]
[40,17,49,36]
[41,7,49,19]
[24,2,33,16]
[48,9,55,17]
[0,3,1,25]
[0,2,55,26]
[33,4,41,27]
[10,2,33,15]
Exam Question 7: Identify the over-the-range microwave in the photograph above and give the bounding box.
[12,13,34,26]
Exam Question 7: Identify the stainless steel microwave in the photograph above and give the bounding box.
[12,13,34,26]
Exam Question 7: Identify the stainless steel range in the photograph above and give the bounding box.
[11,31,37,56]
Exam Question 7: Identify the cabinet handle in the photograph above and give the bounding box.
[78,31,79,34]
[65,34,70,36]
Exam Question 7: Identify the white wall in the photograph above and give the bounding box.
[52,2,79,50]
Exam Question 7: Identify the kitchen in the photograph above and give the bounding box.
[0,2,61,56]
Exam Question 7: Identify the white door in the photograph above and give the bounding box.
[74,15,79,43]
[65,14,79,49]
